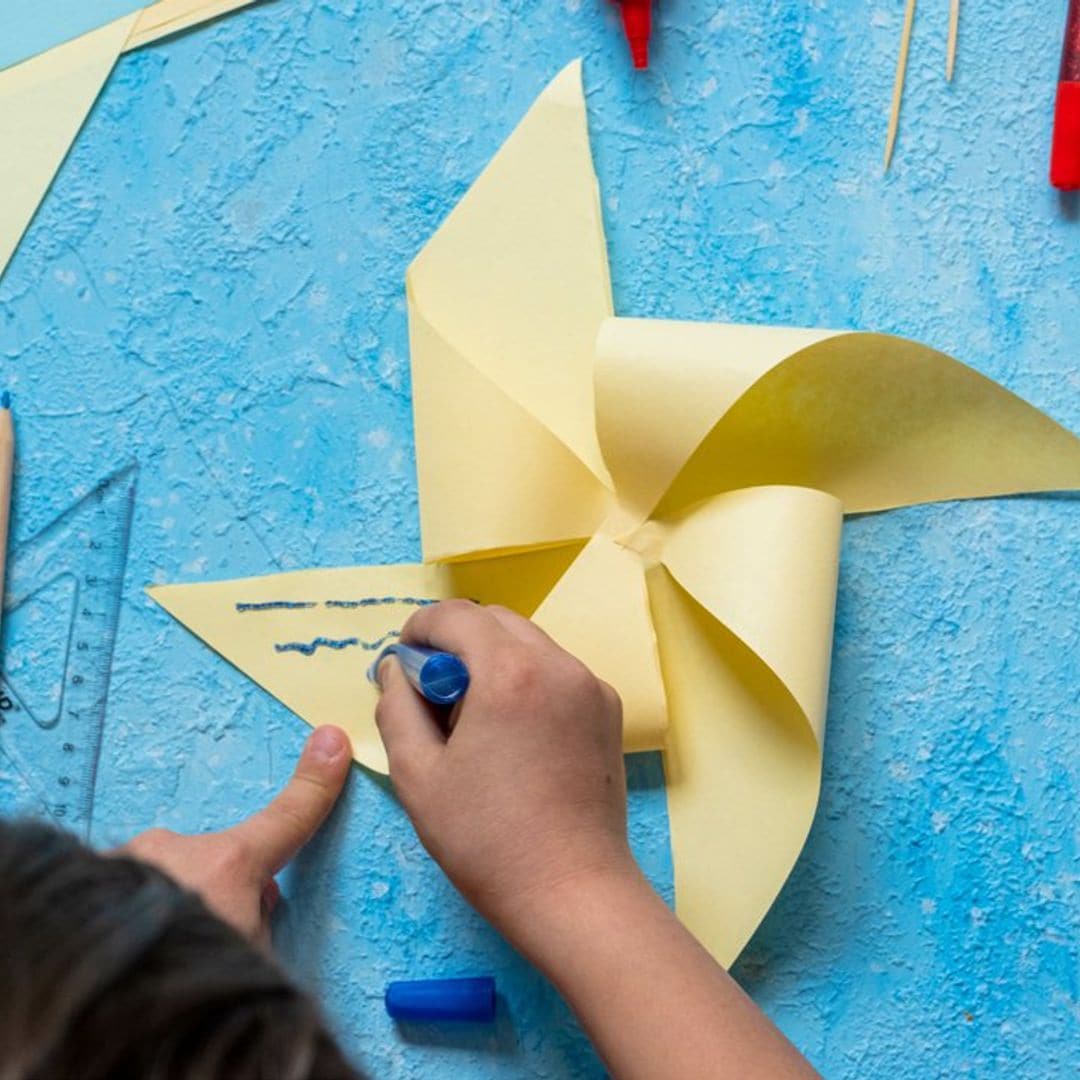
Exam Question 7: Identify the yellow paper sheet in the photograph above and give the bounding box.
[151,61,1080,967]
[124,0,259,52]
[0,15,137,278]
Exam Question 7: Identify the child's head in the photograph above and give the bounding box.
[0,819,361,1079]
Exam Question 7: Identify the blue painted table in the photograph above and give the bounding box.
[1,1,1077,1075]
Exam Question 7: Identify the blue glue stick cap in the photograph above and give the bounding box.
[384,976,496,1023]
[368,642,469,706]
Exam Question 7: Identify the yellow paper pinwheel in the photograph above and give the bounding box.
[151,62,1080,966]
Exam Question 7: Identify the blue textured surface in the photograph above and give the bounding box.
[1,1,1078,1076]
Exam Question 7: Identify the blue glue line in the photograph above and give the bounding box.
[324,596,436,609]
[237,597,437,613]
[236,601,317,612]
[274,631,401,657]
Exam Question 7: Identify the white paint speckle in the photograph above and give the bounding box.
[889,760,910,781]
[378,349,403,389]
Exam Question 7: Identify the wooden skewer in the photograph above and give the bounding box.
[946,0,960,81]
[885,0,918,171]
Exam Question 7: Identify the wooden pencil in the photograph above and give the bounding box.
[0,393,12,646]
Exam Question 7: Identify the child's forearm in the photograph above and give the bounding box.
[503,866,820,1080]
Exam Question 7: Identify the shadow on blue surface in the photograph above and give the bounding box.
[626,748,666,792]
[1057,191,1080,222]
[394,993,519,1055]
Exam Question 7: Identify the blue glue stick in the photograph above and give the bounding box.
[368,642,470,706]
[384,976,496,1023]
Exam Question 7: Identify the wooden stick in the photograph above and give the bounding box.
[946,0,960,81]
[0,397,13,647]
[885,0,918,171]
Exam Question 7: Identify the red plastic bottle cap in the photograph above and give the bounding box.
[619,0,651,70]
[1051,81,1080,190]
[1052,0,1080,188]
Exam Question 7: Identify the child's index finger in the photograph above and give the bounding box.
[228,725,351,878]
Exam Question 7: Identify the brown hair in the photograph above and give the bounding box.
[0,820,363,1080]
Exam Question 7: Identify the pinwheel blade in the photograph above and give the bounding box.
[653,330,1080,519]
[650,566,822,966]
[531,535,669,752]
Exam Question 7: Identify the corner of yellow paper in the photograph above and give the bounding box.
[148,565,456,775]
[0,14,138,279]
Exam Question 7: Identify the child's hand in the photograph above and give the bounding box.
[121,725,351,944]
[374,600,635,934]
[377,603,819,1079]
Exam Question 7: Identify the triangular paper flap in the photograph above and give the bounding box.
[655,330,1080,518]
[659,485,843,745]
[410,309,612,561]
[406,60,613,489]
[648,567,822,967]
[530,535,668,751]
[0,15,136,278]
[149,564,456,775]
[596,318,831,519]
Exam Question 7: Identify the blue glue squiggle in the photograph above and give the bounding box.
[237,601,317,612]
[274,631,401,656]
[324,596,436,609]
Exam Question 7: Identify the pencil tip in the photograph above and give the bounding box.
[1,390,9,409]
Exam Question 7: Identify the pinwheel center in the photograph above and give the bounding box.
[615,519,668,564]
[598,503,668,567]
